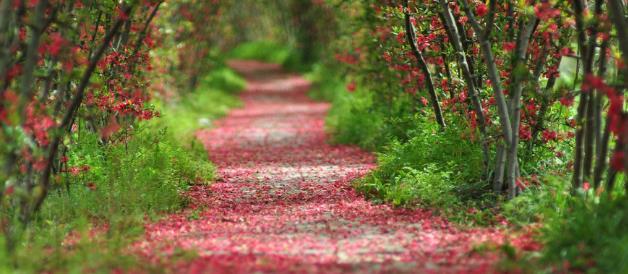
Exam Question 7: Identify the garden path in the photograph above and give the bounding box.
[136,60,528,273]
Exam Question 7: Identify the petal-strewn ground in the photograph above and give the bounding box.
[136,61,529,273]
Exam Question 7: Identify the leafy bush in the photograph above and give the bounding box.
[326,91,419,151]
[306,64,348,102]
[352,114,492,222]
[362,165,458,209]
[540,197,628,273]
[502,178,571,226]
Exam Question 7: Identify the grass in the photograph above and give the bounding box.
[0,62,244,273]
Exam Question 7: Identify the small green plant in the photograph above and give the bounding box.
[352,114,494,224]
[540,196,628,273]
[502,177,571,226]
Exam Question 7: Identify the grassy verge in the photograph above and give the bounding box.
[0,63,244,273]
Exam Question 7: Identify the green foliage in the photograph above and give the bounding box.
[227,41,312,71]
[500,177,627,272]
[157,65,243,144]
[0,127,195,272]
[502,178,571,226]
[46,128,193,221]
[326,90,419,151]
[227,41,296,64]
[203,65,248,94]
[306,64,347,102]
[540,197,628,273]
[352,114,493,223]
[361,165,458,209]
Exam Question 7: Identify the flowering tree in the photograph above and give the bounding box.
[0,0,164,249]
[326,0,627,198]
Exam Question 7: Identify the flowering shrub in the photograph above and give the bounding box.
[323,0,627,200]
[0,1,169,230]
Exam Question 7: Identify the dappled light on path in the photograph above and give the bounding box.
[136,60,529,273]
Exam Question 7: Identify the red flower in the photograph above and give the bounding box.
[582,74,607,91]
[100,117,121,138]
[542,130,558,143]
[519,125,532,141]
[475,2,488,17]
[502,42,516,52]
[534,3,560,21]
[515,178,529,190]
[396,32,406,44]
[346,82,356,92]
[610,151,624,171]
[420,96,428,106]
[6,64,22,82]
[116,6,129,20]
[86,182,97,191]
[48,32,65,56]
[583,182,590,191]
[526,100,539,115]
[4,185,14,196]
[559,96,574,107]
[69,166,81,176]
[560,47,573,57]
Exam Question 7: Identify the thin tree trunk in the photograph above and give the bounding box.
[583,0,605,181]
[18,0,47,114]
[606,0,628,83]
[461,1,514,194]
[592,40,610,190]
[461,0,512,147]
[439,0,489,173]
[403,0,446,129]
[493,143,506,192]
[0,0,13,80]
[571,0,589,190]
[506,17,537,198]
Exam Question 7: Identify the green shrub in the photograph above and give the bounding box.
[326,90,419,151]
[352,115,492,223]
[362,165,458,209]
[502,177,571,226]
[306,64,347,102]
[540,197,628,273]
